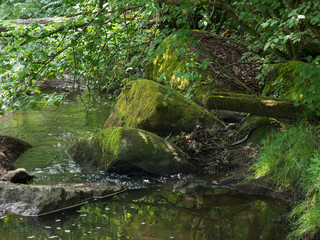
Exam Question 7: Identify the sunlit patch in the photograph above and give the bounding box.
[261,99,278,106]
[138,132,149,144]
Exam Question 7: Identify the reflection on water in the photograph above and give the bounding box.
[0,185,288,240]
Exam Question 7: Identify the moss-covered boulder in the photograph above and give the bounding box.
[104,79,225,137]
[146,31,259,99]
[262,61,304,100]
[68,127,197,176]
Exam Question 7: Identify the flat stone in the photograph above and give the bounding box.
[0,182,124,216]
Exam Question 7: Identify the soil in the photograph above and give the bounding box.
[191,31,262,94]
[170,32,296,203]
[172,122,294,203]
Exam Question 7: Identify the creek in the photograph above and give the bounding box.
[0,100,289,239]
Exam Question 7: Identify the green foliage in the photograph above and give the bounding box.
[0,0,79,19]
[235,0,320,113]
[1,0,319,113]
[295,58,320,116]
[253,123,320,238]
[236,0,320,59]
[1,1,319,237]
[1,0,204,112]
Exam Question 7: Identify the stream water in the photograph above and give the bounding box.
[0,101,289,239]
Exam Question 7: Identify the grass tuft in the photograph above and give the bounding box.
[252,122,320,239]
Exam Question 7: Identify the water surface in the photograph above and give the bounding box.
[0,184,288,240]
[1,101,110,184]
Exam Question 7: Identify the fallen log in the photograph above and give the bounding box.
[204,92,306,119]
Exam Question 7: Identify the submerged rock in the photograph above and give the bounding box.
[69,127,197,176]
[0,182,123,216]
[104,79,225,137]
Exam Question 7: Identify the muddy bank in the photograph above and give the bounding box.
[171,118,294,204]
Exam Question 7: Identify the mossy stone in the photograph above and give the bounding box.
[238,115,286,144]
[104,79,225,137]
[262,61,304,100]
[69,127,197,176]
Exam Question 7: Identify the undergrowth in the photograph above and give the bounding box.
[253,122,320,239]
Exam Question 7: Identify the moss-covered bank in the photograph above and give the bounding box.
[146,31,260,98]
[263,61,304,100]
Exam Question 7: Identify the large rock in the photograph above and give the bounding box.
[0,182,123,216]
[104,79,225,137]
[69,127,197,176]
[0,135,32,178]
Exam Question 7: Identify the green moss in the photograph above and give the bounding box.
[145,33,225,99]
[146,31,255,103]
[92,127,122,168]
[204,91,305,119]
[104,79,225,136]
[115,127,177,163]
[239,116,285,135]
[238,115,286,144]
[263,61,304,100]
[146,35,195,89]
